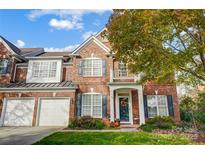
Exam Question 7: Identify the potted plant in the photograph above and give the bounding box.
[114,119,120,127]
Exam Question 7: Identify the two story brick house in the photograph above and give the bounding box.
[0,29,180,127]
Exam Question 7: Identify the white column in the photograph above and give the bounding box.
[138,86,145,125]
[109,88,114,122]
[110,67,113,82]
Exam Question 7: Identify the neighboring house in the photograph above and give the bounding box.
[0,29,180,127]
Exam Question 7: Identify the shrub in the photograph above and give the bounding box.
[194,112,205,125]
[68,116,105,129]
[140,116,175,132]
[146,116,175,129]
[180,110,193,123]
[140,124,154,132]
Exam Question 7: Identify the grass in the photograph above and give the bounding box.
[34,132,193,145]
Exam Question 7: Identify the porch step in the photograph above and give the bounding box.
[120,124,140,128]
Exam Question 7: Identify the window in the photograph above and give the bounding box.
[0,59,11,75]
[31,61,57,79]
[81,94,102,118]
[118,62,128,77]
[147,95,168,118]
[83,59,102,76]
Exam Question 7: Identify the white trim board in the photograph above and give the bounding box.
[72,36,110,54]
[0,37,26,62]
[115,89,133,125]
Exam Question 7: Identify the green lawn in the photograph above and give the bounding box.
[34,132,193,145]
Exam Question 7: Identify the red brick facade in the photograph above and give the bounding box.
[143,83,180,122]
[0,43,16,84]
[0,34,181,126]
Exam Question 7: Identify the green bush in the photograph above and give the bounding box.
[194,112,205,125]
[140,124,154,132]
[140,116,175,132]
[180,110,193,123]
[146,116,175,129]
[68,116,105,129]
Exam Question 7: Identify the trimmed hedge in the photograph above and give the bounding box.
[68,116,105,129]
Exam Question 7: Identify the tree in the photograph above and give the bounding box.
[105,10,205,85]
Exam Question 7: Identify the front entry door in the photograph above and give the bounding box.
[119,96,130,122]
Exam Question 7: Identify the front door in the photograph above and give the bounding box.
[119,96,130,122]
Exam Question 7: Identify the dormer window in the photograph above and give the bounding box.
[0,59,11,75]
[27,60,62,83]
[32,61,57,78]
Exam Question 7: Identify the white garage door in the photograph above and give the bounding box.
[38,98,70,126]
[3,98,35,126]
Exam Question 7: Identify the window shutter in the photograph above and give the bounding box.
[76,93,82,117]
[167,95,174,117]
[102,60,106,76]
[6,61,12,73]
[102,95,107,118]
[143,95,148,118]
[78,60,84,76]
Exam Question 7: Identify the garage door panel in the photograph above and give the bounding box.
[38,98,70,126]
[3,99,35,126]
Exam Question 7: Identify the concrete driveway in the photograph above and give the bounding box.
[0,127,62,145]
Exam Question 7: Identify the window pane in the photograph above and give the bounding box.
[158,96,168,116]
[147,95,157,118]
[49,62,57,78]
[81,94,102,118]
[84,68,92,76]
[83,59,102,76]
[119,62,127,77]
[31,61,57,79]
[0,60,9,74]
[93,60,102,76]
[158,107,168,116]
[92,94,102,117]
[93,94,101,106]
[93,106,102,117]
[148,106,157,118]
[82,95,92,116]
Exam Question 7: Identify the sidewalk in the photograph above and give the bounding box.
[60,128,139,132]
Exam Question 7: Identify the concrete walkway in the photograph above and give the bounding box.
[61,128,139,132]
[0,127,62,145]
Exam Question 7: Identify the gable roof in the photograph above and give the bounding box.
[0,36,26,61]
[0,35,22,54]
[71,35,110,55]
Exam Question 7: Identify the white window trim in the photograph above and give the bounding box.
[118,62,128,77]
[81,92,103,118]
[82,57,103,77]
[147,95,169,118]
